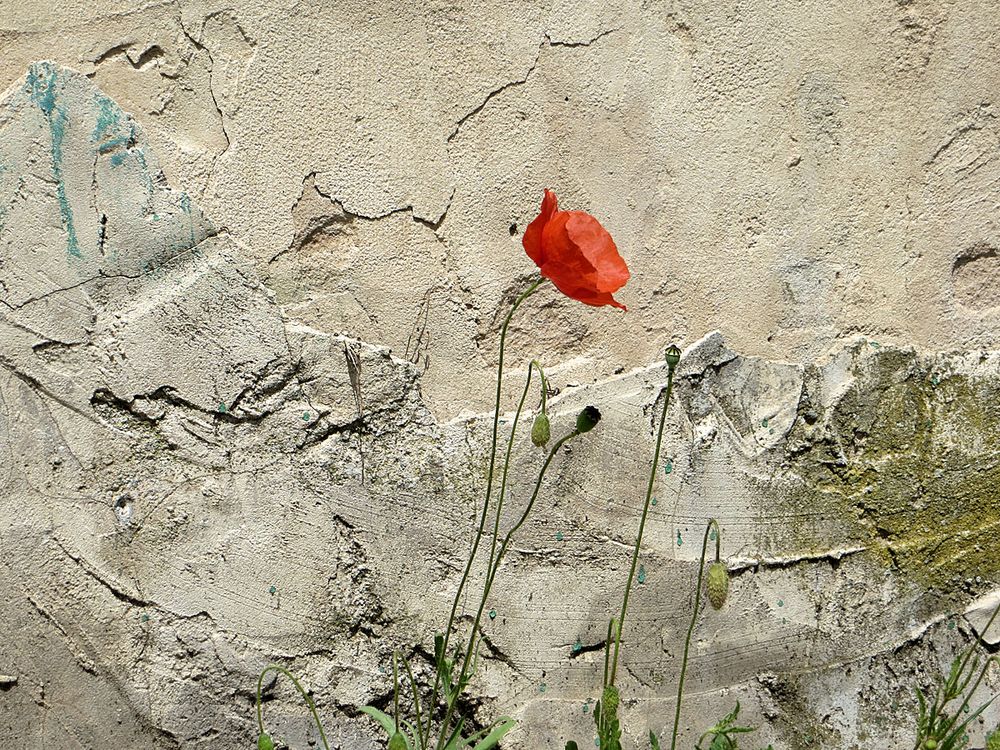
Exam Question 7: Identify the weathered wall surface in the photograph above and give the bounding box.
[2,3,1000,749]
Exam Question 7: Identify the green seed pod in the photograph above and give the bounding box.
[388,732,408,750]
[706,561,729,610]
[257,733,275,750]
[575,406,602,434]
[601,684,620,718]
[665,344,681,369]
[531,412,551,447]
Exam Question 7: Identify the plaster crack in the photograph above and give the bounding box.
[447,43,544,143]
[728,546,867,576]
[178,8,232,189]
[545,27,622,48]
[52,536,154,608]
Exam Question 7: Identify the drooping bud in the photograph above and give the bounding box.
[575,406,602,434]
[706,562,729,609]
[665,344,681,369]
[923,739,939,750]
[257,733,275,750]
[388,732,408,750]
[531,412,551,447]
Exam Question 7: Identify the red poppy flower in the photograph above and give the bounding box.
[522,189,629,310]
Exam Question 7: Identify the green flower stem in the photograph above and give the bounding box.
[608,359,678,686]
[401,653,426,749]
[531,359,548,413]
[669,518,721,750]
[424,276,544,736]
[435,430,579,750]
[933,598,1000,747]
[603,617,617,689]
[946,656,997,737]
[393,652,401,734]
[485,362,537,601]
[256,664,332,750]
[955,595,1000,687]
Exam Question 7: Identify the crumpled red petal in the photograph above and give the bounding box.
[522,189,558,266]
[522,189,629,310]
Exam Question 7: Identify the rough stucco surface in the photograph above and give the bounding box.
[2,4,1000,749]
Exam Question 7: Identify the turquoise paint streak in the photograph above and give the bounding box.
[91,92,120,143]
[27,63,81,258]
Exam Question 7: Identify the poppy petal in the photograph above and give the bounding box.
[522,189,558,266]
[521,189,629,310]
[564,212,629,293]
[541,212,600,288]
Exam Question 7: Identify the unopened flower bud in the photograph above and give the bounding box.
[388,732,408,750]
[531,412,551,447]
[257,733,275,750]
[706,562,729,609]
[575,406,601,434]
[665,344,681,369]
[923,739,939,750]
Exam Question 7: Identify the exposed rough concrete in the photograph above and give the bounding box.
[2,3,1000,749]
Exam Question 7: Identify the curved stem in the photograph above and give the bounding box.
[435,430,577,750]
[256,664,332,750]
[424,276,544,736]
[531,359,548,413]
[608,363,678,686]
[669,519,720,750]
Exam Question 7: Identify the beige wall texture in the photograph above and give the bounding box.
[2,2,1000,749]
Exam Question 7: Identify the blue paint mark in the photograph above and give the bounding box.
[27,63,81,258]
[97,134,131,154]
[91,92,121,143]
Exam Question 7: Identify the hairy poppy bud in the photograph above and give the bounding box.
[665,344,681,369]
[531,412,551,447]
[706,562,729,609]
[257,733,275,750]
[388,732,408,750]
[575,406,601,434]
[601,684,619,717]
[923,740,938,750]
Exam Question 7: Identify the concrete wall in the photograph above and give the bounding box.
[2,2,1000,748]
